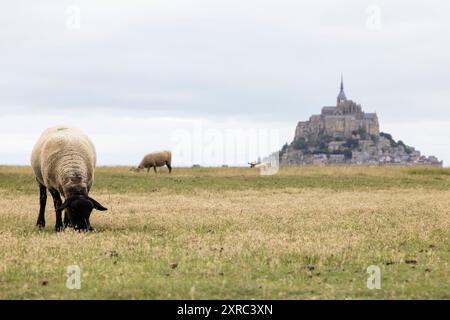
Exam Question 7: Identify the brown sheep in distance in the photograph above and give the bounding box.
[133,150,172,174]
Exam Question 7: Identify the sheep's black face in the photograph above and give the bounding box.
[66,198,94,231]
[57,196,107,231]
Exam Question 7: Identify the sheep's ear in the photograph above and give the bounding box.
[89,197,108,211]
[56,200,70,212]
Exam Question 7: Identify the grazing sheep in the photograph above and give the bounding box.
[248,161,268,169]
[30,125,107,232]
[135,150,172,173]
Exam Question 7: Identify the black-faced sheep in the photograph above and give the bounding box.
[30,126,107,232]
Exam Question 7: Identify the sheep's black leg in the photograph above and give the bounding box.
[49,189,69,229]
[49,189,64,232]
[166,161,172,173]
[49,189,62,210]
[153,166,157,174]
[36,183,47,229]
[147,167,150,173]
[55,208,63,232]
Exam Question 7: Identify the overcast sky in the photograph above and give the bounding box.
[1,0,449,166]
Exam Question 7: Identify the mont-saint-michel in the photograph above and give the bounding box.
[280,77,442,166]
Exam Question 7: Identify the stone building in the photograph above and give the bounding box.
[280,77,442,166]
[294,76,379,143]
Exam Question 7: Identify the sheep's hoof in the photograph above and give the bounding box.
[36,223,45,231]
[55,225,64,232]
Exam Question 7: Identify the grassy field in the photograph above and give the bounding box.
[0,165,449,299]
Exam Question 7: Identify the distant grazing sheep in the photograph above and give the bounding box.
[30,126,107,232]
[248,161,268,169]
[134,151,172,173]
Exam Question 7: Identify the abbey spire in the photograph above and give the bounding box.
[337,74,347,105]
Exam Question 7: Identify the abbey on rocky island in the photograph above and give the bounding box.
[280,77,442,166]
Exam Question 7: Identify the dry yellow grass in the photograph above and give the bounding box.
[0,166,449,299]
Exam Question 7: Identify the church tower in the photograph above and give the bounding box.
[335,75,362,114]
[336,74,347,105]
